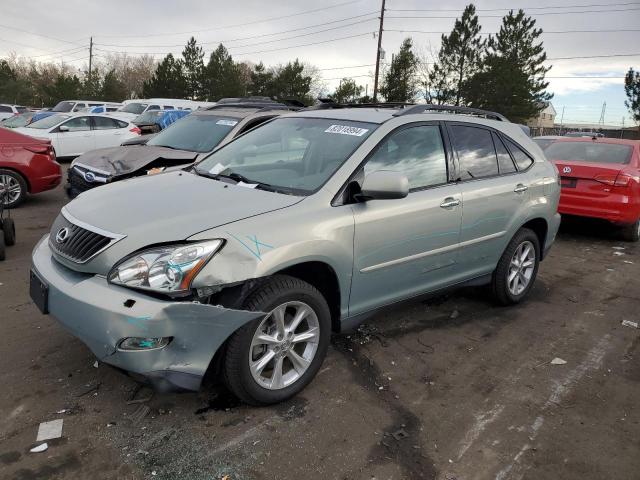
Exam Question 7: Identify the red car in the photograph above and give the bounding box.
[0,127,62,207]
[544,137,640,241]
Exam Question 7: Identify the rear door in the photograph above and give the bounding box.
[350,122,462,315]
[91,116,126,149]
[448,123,531,276]
[55,116,94,157]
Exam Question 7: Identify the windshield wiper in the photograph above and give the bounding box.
[192,168,288,194]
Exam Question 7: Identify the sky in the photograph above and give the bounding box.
[1,0,639,125]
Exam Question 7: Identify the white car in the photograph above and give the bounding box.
[14,113,141,158]
[0,104,28,121]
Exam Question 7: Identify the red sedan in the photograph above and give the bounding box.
[544,137,640,241]
[0,127,61,207]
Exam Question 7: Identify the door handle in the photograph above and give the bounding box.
[514,184,528,193]
[440,197,461,208]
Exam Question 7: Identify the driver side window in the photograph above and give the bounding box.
[61,116,91,132]
[364,125,448,190]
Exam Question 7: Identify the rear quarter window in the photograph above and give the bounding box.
[504,138,534,170]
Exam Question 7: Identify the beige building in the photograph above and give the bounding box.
[527,103,557,129]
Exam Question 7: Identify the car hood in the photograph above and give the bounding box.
[75,145,199,177]
[62,170,303,270]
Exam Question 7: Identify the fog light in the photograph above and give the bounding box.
[118,337,171,351]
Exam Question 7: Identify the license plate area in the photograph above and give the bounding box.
[560,177,577,189]
[30,269,49,314]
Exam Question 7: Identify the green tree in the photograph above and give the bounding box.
[142,54,187,98]
[182,37,205,99]
[203,44,245,100]
[101,69,127,101]
[427,4,484,105]
[624,67,640,125]
[465,9,552,122]
[271,59,313,103]
[330,78,363,103]
[0,60,21,103]
[41,73,82,106]
[380,38,419,102]
[249,62,274,97]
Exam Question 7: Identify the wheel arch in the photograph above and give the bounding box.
[0,166,31,193]
[519,217,548,258]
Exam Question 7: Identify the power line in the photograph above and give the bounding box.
[0,23,83,46]
[93,0,362,39]
[387,1,640,11]
[95,12,379,48]
[548,53,640,59]
[317,64,375,71]
[385,28,640,35]
[386,6,640,19]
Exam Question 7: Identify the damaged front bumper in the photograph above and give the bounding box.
[31,236,263,392]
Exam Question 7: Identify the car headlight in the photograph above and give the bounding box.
[108,240,223,294]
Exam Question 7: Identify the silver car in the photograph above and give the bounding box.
[31,105,561,405]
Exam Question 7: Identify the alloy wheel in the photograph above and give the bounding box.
[507,240,536,295]
[248,301,320,390]
[0,174,22,205]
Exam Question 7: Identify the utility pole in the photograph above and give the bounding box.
[372,0,386,102]
[621,116,625,139]
[88,37,93,82]
[559,106,565,133]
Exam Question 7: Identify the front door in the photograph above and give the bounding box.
[349,123,462,316]
[55,116,94,157]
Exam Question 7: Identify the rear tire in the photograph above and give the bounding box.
[0,169,27,208]
[621,219,640,242]
[223,275,331,406]
[492,228,540,305]
[2,218,15,246]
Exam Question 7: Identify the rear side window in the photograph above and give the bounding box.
[148,105,160,110]
[61,116,91,131]
[16,106,27,113]
[364,125,448,190]
[0,105,12,113]
[505,139,534,170]
[450,125,499,179]
[493,133,516,174]
[544,142,633,164]
[115,119,128,128]
[92,116,119,130]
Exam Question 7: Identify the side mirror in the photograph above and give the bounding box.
[358,170,409,201]
[58,125,69,132]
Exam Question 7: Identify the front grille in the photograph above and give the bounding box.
[68,167,99,195]
[49,212,119,263]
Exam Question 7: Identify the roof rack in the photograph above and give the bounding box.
[308,99,415,110]
[393,104,509,122]
[205,102,296,112]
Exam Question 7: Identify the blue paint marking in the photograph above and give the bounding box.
[126,316,152,331]
[227,232,273,261]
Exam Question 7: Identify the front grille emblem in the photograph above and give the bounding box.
[55,227,70,244]
[84,171,96,183]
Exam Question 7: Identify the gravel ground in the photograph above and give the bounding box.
[1,166,638,480]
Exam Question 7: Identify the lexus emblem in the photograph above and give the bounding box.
[562,166,572,174]
[84,171,96,183]
[55,227,70,244]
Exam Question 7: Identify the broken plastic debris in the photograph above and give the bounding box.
[30,443,48,453]
[55,409,67,414]
[612,246,625,250]
[36,419,63,441]
[623,260,634,264]
[621,320,638,329]
[450,310,460,319]
[613,251,625,256]
[550,358,567,365]
[93,361,99,368]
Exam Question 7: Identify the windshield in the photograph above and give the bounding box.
[27,114,70,129]
[52,101,75,112]
[195,117,377,194]
[147,114,240,152]
[134,110,164,123]
[119,103,148,114]
[546,142,633,164]
[2,113,32,128]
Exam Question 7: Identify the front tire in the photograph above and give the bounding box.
[223,275,331,405]
[492,228,540,305]
[2,218,15,246]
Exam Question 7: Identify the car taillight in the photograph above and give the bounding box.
[594,173,638,187]
[130,126,141,135]
[24,144,51,154]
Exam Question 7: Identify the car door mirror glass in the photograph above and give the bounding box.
[359,170,409,200]
[58,125,69,132]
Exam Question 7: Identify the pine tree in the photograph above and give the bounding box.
[331,78,363,103]
[181,37,205,100]
[427,4,484,105]
[465,9,552,123]
[249,62,274,97]
[380,38,418,102]
[271,59,312,103]
[203,44,244,100]
[624,67,640,125]
[142,54,187,98]
[101,69,127,101]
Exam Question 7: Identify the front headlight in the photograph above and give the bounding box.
[108,240,223,294]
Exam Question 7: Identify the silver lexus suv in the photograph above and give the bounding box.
[31,104,561,405]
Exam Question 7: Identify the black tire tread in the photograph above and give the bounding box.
[0,231,5,261]
[621,219,640,242]
[3,218,15,246]
[492,228,540,306]
[223,274,330,406]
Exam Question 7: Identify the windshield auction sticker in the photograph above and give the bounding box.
[324,124,369,136]
[216,119,238,126]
